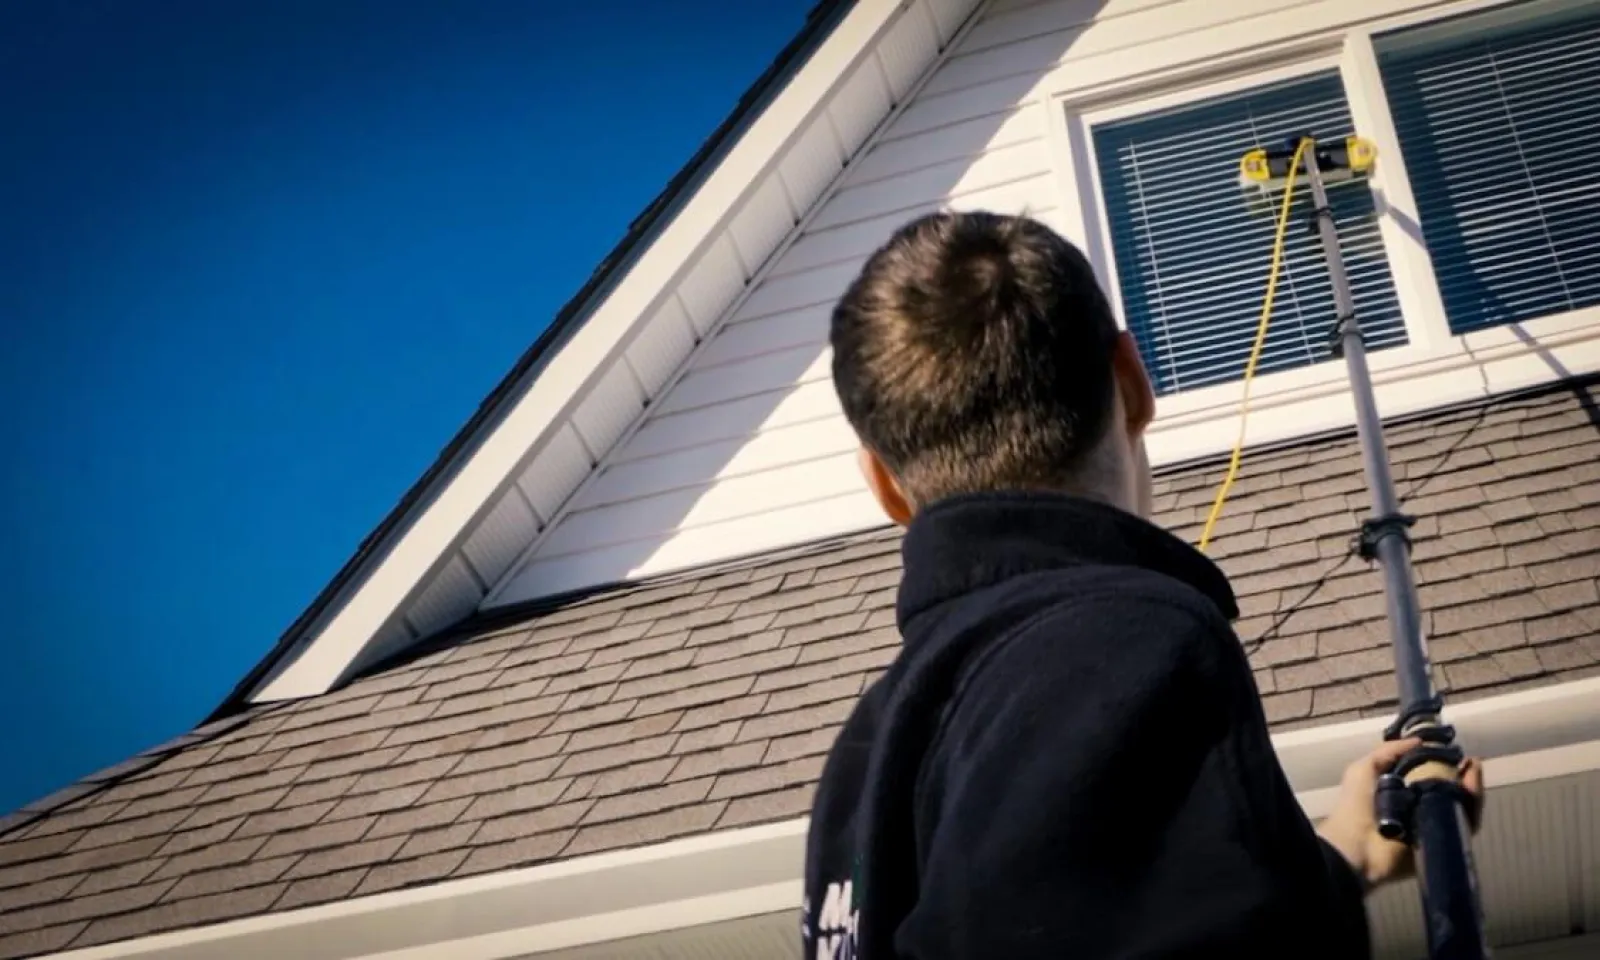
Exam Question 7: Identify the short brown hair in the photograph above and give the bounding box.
[829,211,1120,506]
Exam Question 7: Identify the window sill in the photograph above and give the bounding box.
[1145,306,1600,468]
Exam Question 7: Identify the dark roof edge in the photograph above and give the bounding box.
[0,701,292,829]
[206,0,860,725]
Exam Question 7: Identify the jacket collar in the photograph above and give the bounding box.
[895,491,1238,629]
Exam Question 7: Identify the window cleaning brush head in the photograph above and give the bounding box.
[1239,134,1378,195]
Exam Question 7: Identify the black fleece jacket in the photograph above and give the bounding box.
[801,493,1369,960]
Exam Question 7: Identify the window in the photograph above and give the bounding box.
[1378,5,1600,334]
[1092,71,1409,396]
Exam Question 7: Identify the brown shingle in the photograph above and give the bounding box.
[397,822,480,860]
[634,674,764,717]
[348,755,461,796]
[673,694,770,733]
[718,785,815,829]
[736,698,856,743]
[0,875,82,913]
[14,835,168,889]
[73,883,287,951]
[584,778,716,825]
[258,816,376,859]
[178,788,293,831]
[164,856,300,900]
[565,713,681,754]
[272,779,353,814]
[292,746,408,784]
[0,922,89,958]
[470,801,592,845]
[762,729,839,766]
[66,860,162,900]
[419,756,563,805]
[450,733,570,777]
[590,757,679,797]
[0,829,80,870]
[59,809,191,853]
[553,734,679,779]
[0,879,175,935]
[456,830,575,877]
[708,756,825,801]
[459,777,576,823]
[365,798,471,842]
[281,834,407,881]
[671,741,769,783]
[274,867,368,912]
[353,851,470,897]
[324,783,433,823]
[149,835,269,881]
[542,700,631,734]
[562,803,726,859]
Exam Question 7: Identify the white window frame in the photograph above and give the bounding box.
[1043,0,1600,468]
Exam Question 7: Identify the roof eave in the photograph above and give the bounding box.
[50,675,1600,960]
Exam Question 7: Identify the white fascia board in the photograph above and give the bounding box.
[46,820,809,960]
[51,675,1600,960]
[249,0,913,703]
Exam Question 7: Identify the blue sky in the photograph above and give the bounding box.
[0,0,816,814]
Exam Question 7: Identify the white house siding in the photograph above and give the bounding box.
[491,0,1600,606]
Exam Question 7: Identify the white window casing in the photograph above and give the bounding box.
[1045,0,1600,467]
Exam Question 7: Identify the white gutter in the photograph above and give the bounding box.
[1274,674,1600,816]
[48,676,1600,960]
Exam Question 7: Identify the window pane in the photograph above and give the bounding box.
[1093,71,1408,396]
[1379,6,1600,334]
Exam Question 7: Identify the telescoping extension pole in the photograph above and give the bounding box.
[1246,136,1490,959]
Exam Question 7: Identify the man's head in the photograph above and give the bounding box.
[830,210,1156,524]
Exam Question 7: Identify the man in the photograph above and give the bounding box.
[802,211,1483,959]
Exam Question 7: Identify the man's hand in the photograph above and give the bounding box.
[1316,738,1486,891]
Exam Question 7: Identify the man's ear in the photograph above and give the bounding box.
[857,446,915,526]
[1111,330,1156,438]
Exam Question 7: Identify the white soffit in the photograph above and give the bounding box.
[246,0,987,704]
[45,676,1600,960]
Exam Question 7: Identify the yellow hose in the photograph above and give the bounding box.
[1198,137,1312,553]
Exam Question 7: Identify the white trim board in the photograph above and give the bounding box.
[46,675,1600,960]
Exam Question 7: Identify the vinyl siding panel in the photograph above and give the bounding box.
[494,0,1082,605]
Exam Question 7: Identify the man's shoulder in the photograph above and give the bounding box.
[950,563,1241,704]
[994,562,1233,640]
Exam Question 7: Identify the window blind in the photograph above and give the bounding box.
[1379,7,1600,335]
[1093,72,1408,396]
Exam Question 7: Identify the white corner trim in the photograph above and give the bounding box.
[52,676,1600,960]
[249,0,915,704]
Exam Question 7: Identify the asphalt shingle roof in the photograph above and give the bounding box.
[2,376,1596,958]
